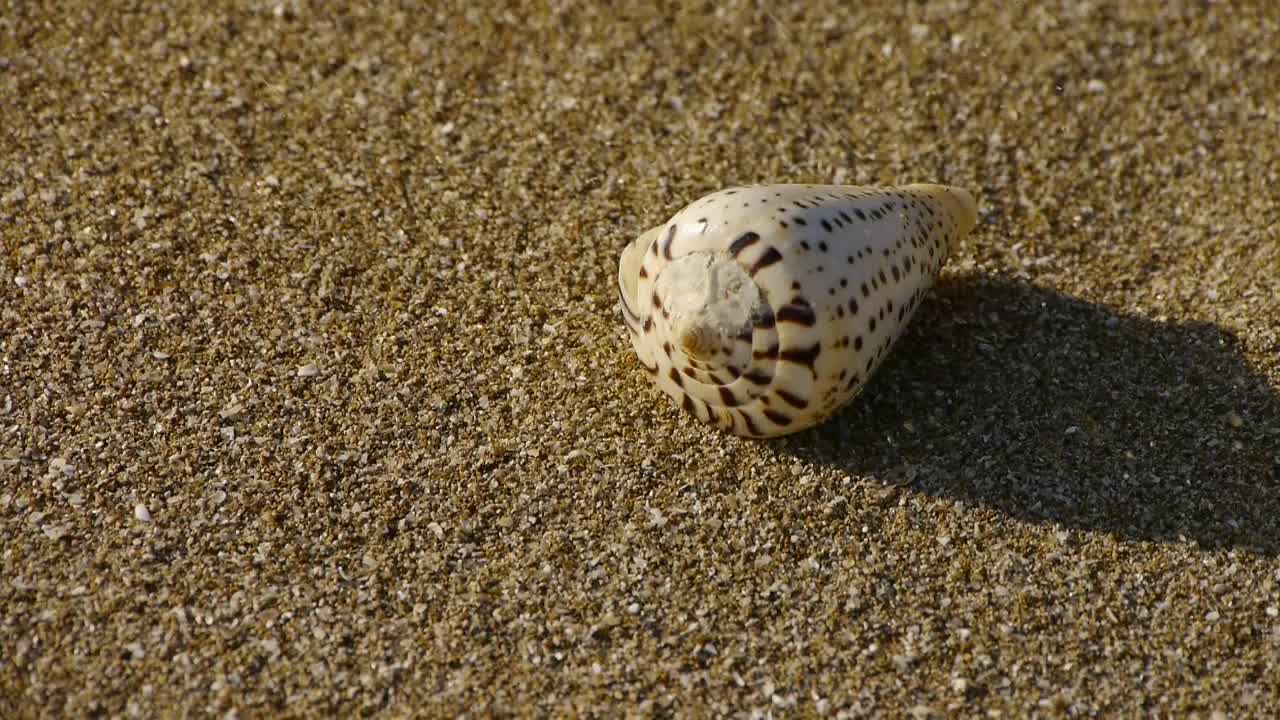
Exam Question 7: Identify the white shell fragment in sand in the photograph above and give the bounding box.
[617,182,978,438]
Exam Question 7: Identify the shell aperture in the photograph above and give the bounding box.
[618,183,977,438]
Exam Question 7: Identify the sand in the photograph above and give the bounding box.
[2,1,1279,717]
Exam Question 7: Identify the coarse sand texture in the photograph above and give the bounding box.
[2,2,1279,717]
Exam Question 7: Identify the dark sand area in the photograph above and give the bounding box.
[2,1,1279,716]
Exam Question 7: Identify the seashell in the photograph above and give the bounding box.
[617,183,977,438]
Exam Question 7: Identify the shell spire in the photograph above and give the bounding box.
[618,183,977,438]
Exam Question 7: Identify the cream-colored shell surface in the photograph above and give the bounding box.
[618,183,977,438]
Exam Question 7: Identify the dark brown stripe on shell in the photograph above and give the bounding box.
[763,409,792,426]
[743,370,772,385]
[775,389,808,409]
[738,410,762,436]
[753,344,779,360]
[775,303,816,327]
[718,387,741,406]
[750,247,783,275]
[668,367,684,387]
[729,231,761,256]
[662,224,677,260]
[779,342,821,376]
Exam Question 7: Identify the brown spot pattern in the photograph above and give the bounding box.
[750,247,783,275]
[619,183,969,438]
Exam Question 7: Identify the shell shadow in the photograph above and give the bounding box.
[786,275,1280,555]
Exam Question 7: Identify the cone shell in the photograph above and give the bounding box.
[618,183,977,438]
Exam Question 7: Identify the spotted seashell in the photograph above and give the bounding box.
[617,183,977,438]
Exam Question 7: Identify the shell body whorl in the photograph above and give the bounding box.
[618,183,977,438]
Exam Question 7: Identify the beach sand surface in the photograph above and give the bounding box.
[2,2,1279,716]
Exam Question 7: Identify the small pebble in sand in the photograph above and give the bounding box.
[135,503,152,523]
[43,524,69,541]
